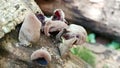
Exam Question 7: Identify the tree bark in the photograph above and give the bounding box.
[0,0,42,38]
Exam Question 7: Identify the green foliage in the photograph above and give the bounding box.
[103,64,109,68]
[117,48,120,51]
[87,33,96,43]
[70,46,96,67]
[107,41,120,49]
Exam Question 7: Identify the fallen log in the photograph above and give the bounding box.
[35,0,120,42]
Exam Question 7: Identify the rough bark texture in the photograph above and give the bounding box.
[35,0,120,42]
[0,0,42,38]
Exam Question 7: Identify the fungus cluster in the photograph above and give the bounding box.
[18,9,87,66]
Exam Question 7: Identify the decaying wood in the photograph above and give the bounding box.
[35,0,120,42]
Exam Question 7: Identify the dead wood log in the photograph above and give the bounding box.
[35,0,120,42]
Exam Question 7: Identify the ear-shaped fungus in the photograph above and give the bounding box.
[52,9,68,24]
[67,24,87,45]
[59,37,77,56]
[31,47,51,66]
[18,12,41,46]
[56,24,87,45]
[52,9,65,21]
[44,20,68,36]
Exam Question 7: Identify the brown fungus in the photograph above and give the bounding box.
[18,12,41,46]
[56,24,87,45]
[58,37,77,56]
[43,9,69,36]
[44,20,68,36]
[31,47,51,66]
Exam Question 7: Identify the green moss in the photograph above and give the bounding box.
[70,46,96,67]
[87,33,96,43]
